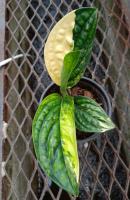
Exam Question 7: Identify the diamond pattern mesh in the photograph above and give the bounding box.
[2,0,130,199]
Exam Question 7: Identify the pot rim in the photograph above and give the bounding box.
[40,77,112,143]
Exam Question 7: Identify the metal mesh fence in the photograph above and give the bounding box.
[2,0,130,199]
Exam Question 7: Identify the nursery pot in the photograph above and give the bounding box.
[40,77,112,143]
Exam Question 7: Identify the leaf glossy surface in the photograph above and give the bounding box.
[74,96,115,133]
[32,93,79,196]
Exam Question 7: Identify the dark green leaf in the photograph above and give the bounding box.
[68,8,97,87]
[73,8,97,50]
[32,93,79,196]
[74,96,115,133]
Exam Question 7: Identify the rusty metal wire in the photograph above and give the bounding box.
[2,0,130,199]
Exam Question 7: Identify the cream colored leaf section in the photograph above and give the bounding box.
[44,11,75,85]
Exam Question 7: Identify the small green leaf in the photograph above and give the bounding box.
[61,50,83,95]
[32,93,79,196]
[68,8,98,87]
[74,96,115,133]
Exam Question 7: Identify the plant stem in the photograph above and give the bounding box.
[60,87,68,96]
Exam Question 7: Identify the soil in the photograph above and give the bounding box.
[70,86,94,98]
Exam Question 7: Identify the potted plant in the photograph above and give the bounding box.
[32,8,115,196]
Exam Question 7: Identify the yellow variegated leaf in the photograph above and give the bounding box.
[44,11,75,85]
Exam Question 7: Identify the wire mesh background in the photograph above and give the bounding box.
[2,0,130,199]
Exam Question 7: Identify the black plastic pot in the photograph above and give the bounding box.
[40,77,112,143]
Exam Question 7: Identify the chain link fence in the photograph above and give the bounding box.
[1,0,130,199]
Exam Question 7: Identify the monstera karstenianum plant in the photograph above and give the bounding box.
[32,8,115,196]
